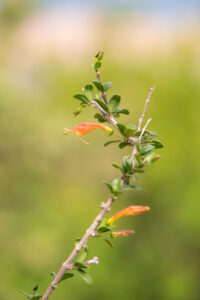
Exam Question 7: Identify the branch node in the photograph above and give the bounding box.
[128,137,134,146]
[75,244,82,252]
[100,202,111,212]
[62,262,67,268]
[50,282,58,290]
[86,228,94,236]
[96,215,102,223]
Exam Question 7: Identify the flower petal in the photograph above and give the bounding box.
[107,205,150,225]
[64,123,113,143]
[112,230,135,237]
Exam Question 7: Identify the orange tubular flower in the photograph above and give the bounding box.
[107,205,150,225]
[112,230,135,237]
[64,122,113,144]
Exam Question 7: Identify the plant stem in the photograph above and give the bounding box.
[138,87,154,131]
[41,72,153,299]
[139,118,152,142]
[91,100,118,129]
[41,197,114,300]
[96,70,108,104]
[131,88,155,166]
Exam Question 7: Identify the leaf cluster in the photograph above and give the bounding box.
[73,52,129,121]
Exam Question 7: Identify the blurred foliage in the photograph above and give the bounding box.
[0,3,200,300]
[0,0,35,28]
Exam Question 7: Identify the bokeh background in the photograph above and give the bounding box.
[0,0,200,299]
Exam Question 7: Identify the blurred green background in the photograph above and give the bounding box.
[0,1,200,299]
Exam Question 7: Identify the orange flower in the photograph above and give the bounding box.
[64,122,113,144]
[107,205,150,225]
[112,230,135,237]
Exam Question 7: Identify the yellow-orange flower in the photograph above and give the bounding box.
[64,122,113,144]
[107,205,150,225]
[112,230,135,237]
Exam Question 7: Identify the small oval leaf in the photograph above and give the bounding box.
[76,269,93,285]
[104,82,112,91]
[92,80,104,92]
[104,140,121,147]
[108,95,121,111]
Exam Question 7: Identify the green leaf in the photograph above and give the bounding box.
[104,178,122,199]
[103,181,113,193]
[77,247,88,263]
[61,273,74,282]
[75,238,81,242]
[97,226,112,233]
[51,271,74,282]
[134,152,142,165]
[113,108,129,115]
[108,95,121,111]
[111,178,121,192]
[94,113,106,122]
[92,80,104,92]
[117,123,126,136]
[134,130,148,137]
[74,261,87,269]
[133,168,144,173]
[122,156,133,173]
[126,124,137,131]
[112,193,120,200]
[149,130,158,138]
[112,163,121,169]
[134,139,140,151]
[84,84,94,101]
[104,140,121,147]
[95,51,104,61]
[20,291,42,300]
[102,236,114,248]
[119,142,131,149]
[124,124,137,137]
[98,217,109,228]
[94,61,101,69]
[74,106,82,117]
[104,82,112,91]
[124,130,134,138]
[122,185,141,191]
[143,153,161,166]
[112,164,124,173]
[151,140,163,149]
[140,145,155,155]
[76,269,93,285]
[94,99,109,112]
[73,94,89,104]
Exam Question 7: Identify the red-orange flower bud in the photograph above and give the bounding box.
[112,230,135,237]
[107,205,150,225]
[64,122,113,144]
